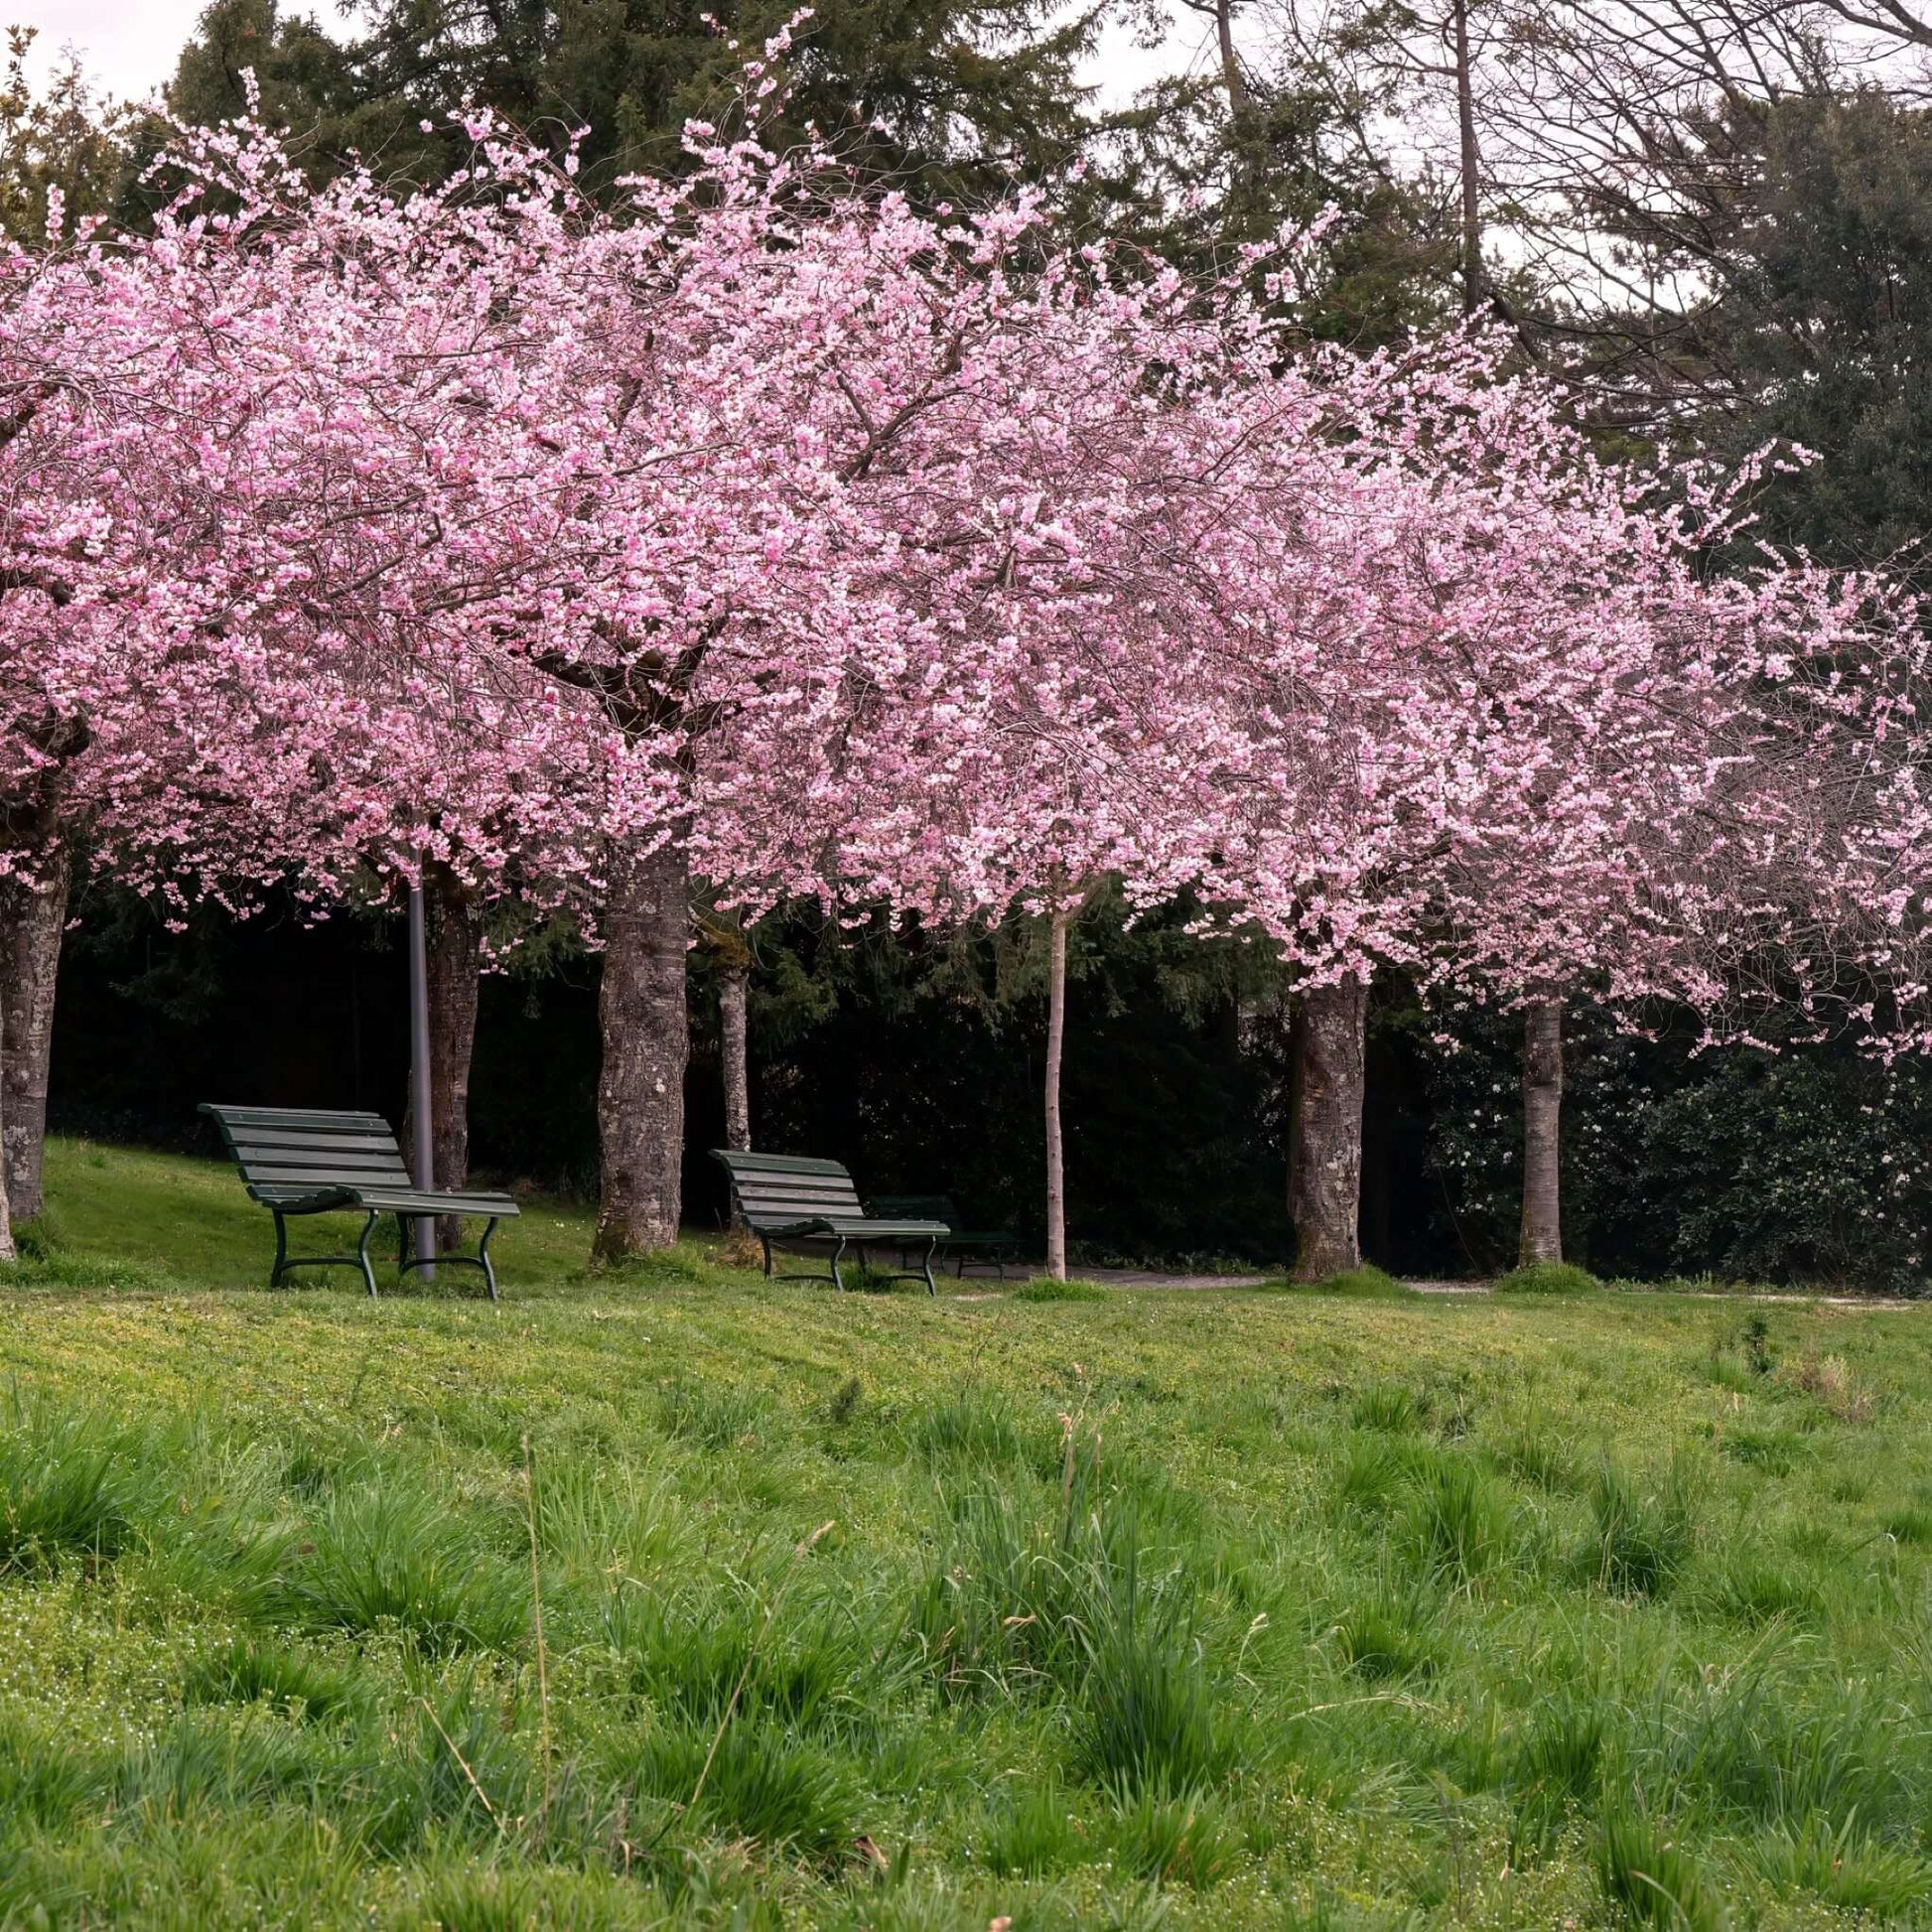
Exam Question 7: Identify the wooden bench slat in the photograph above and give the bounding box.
[348,1188,520,1213]
[206,1106,390,1133]
[231,1146,415,1170]
[241,1165,417,1188]
[716,1153,851,1174]
[734,1181,864,1207]
[230,1139,413,1163]
[738,1197,861,1213]
[227,1130,408,1155]
[734,1181,864,1202]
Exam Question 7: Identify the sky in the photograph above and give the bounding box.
[16,0,199,101]
[15,0,1210,106]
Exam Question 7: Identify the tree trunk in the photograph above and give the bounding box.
[1453,0,1484,316]
[592,835,690,1262]
[1518,999,1564,1266]
[1043,904,1070,1281]
[425,863,485,1251]
[0,839,72,1228]
[1289,975,1368,1282]
[719,963,751,1153]
[0,1030,13,1262]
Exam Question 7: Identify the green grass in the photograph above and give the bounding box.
[2,1136,1932,1925]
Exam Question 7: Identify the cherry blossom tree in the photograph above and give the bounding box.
[8,48,1926,1291]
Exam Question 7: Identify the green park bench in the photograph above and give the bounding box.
[201,1103,519,1300]
[712,1150,950,1295]
[869,1193,1022,1280]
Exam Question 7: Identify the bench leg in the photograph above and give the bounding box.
[356,1212,380,1299]
[270,1211,289,1290]
[920,1236,937,1298]
[759,1234,774,1279]
[478,1218,500,1303]
[829,1235,849,1293]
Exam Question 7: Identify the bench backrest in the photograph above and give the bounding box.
[201,1104,414,1204]
[712,1150,863,1229]
[869,1193,960,1229]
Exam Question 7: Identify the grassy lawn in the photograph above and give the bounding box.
[3,1141,1932,1926]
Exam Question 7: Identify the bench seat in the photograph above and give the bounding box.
[202,1104,518,1299]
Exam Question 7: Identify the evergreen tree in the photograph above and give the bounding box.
[144,0,1113,208]
[0,30,128,241]
[1695,92,1932,579]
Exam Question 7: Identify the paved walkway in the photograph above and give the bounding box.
[951,1271,1915,1304]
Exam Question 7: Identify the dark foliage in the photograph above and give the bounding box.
[51,880,1931,1286]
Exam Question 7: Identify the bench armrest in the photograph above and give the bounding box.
[344,1187,521,1218]
[247,1184,362,1214]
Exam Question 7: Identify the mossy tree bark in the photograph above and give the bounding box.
[719,962,751,1153]
[1518,999,1564,1266]
[424,862,484,1250]
[592,835,690,1260]
[0,836,71,1228]
[0,1029,12,1260]
[1289,975,1368,1281]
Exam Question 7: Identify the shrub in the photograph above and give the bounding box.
[1013,1276,1107,1303]
[1495,1261,1598,1295]
[1304,1265,1411,1298]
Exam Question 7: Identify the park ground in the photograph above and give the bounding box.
[2,1144,1932,1926]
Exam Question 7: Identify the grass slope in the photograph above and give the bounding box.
[0,1139,1930,1926]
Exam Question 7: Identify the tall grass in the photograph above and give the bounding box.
[1598,1802,1727,1930]
[1591,1460,1695,1597]
[0,1397,150,1571]
[270,1482,528,1652]
[1406,1455,1510,1584]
